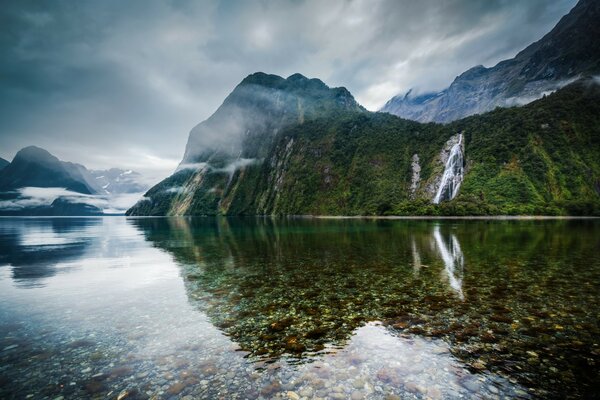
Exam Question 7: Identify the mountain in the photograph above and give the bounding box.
[0,157,9,171]
[89,168,148,194]
[381,0,600,123]
[127,72,364,216]
[0,146,100,194]
[0,147,147,215]
[129,74,600,217]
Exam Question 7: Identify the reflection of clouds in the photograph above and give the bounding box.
[0,218,165,288]
[19,226,75,247]
[432,225,464,300]
[0,219,99,287]
[303,322,518,398]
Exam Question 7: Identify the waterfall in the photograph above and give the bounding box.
[433,134,464,204]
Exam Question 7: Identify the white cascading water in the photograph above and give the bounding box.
[433,134,464,204]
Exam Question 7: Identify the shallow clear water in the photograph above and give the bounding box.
[0,217,598,399]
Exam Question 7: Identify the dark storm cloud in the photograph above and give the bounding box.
[0,0,577,182]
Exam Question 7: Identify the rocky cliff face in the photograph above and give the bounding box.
[381,0,600,123]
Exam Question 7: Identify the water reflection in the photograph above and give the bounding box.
[432,225,464,300]
[0,218,99,287]
[0,217,599,399]
[130,217,600,398]
[136,217,476,359]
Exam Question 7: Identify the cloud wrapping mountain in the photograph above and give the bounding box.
[0,147,149,215]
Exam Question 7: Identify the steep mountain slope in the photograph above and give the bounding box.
[128,72,364,215]
[381,0,600,123]
[0,157,8,171]
[0,146,100,194]
[234,79,600,216]
[129,76,600,216]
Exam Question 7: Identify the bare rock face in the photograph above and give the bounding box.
[381,0,600,123]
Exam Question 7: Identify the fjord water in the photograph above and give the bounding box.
[0,218,599,399]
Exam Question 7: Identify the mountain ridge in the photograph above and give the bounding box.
[381,0,600,122]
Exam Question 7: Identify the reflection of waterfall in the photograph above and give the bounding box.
[433,134,464,204]
[411,238,421,275]
[433,226,464,300]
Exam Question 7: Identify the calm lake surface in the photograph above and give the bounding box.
[0,217,599,399]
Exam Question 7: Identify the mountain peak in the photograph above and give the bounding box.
[182,72,364,164]
[286,73,308,81]
[238,71,331,92]
[239,72,286,88]
[0,146,97,194]
[13,146,57,164]
[11,146,68,173]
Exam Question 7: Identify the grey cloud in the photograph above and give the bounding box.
[0,0,577,184]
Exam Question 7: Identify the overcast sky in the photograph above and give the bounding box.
[0,0,577,182]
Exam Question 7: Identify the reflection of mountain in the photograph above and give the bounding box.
[0,218,99,287]
[133,218,442,358]
[131,217,600,397]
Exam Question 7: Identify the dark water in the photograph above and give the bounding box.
[0,217,598,399]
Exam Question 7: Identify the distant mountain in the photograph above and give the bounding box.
[128,72,364,216]
[0,157,9,171]
[0,146,147,215]
[0,146,99,194]
[90,168,148,194]
[381,0,600,122]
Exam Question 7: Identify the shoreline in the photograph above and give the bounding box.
[307,215,600,220]
[3,215,599,220]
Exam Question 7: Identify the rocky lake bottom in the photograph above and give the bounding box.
[0,217,598,399]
